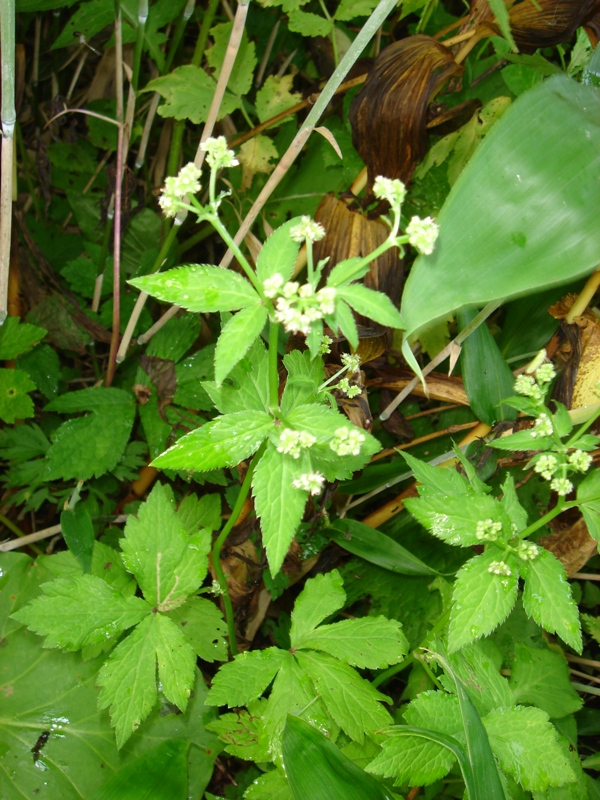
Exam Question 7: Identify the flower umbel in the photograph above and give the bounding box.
[550,477,573,496]
[373,176,407,209]
[289,216,326,243]
[488,561,512,576]
[330,427,365,456]
[534,454,558,480]
[277,429,316,459]
[292,472,326,495]
[568,450,593,472]
[475,519,503,542]
[405,216,439,256]
[531,413,553,438]
[516,541,539,561]
[158,162,202,217]
[200,136,239,170]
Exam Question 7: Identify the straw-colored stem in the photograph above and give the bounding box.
[164,0,196,73]
[131,0,149,93]
[0,0,16,325]
[106,123,125,385]
[565,268,600,323]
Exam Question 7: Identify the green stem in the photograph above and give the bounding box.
[149,222,178,274]
[212,446,265,657]
[131,0,148,93]
[164,0,195,73]
[269,321,281,410]
[519,497,573,539]
[566,401,600,448]
[210,215,266,298]
[192,0,220,68]
[372,655,413,689]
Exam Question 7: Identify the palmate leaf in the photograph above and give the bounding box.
[120,483,211,608]
[206,648,290,707]
[289,570,346,644]
[153,410,274,472]
[402,76,600,340]
[130,264,260,312]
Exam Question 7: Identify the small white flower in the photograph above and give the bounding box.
[263,273,285,298]
[282,281,300,299]
[289,216,326,243]
[488,560,512,576]
[373,176,407,208]
[298,284,314,298]
[316,287,336,315]
[406,216,439,256]
[568,450,593,472]
[536,362,556,385]
[292,472,326,495]
[341,353,361,374]
[298,431,316,448]
[475,519,503,542]
[534,454,558,480]
[514,374,542,401]
[200,136,239,170]
[277,428,302,458]
[319,335,333,355]
[516,541,539,561]
[173,162,202,196]
[330,427,365,457]
[550,477,573,496]
[531,413,553,438]
[158,192,179,218]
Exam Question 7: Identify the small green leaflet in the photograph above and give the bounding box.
[214,306,268,386]
[448,548,519,652]
[288,9,333,37]
[153,410,274,472]
[204,338,271,414]
[207,570,407,756]
[130,264,260,312]
[0,316,46,359]
[12,575,150,651]
[60,504,95,573]
[255,217,302,284]
[169,597,228,662]
[144,65,243,124]
[155,614,196,710]
[521,548,582,652]
[0,368,37,423]
[44,387,136,481]
[335,284,405,329]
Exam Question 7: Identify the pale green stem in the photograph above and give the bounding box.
[212,445,265,657]
[0,0,16,324]
[518,497,569,539]
[131,0,148,93]
[269,321,280,410]
[164,0,195,73]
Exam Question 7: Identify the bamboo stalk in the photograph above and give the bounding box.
[0,0,16,325]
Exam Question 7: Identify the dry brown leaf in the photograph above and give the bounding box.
[313,192,403,320]
[349,35,461,192]
[507,0,600,50]
[549,295,600,409]
[540,517,598,577]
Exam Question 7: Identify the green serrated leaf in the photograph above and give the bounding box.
[522,548,582,652]
[97,614,160,749]
[44,387,136,481]
[336,284,404,329]
[255,74,303,125]
[206,23,256,99]
[215,306,268,386]
[484,706,575,791]
[203,339,271,415]
[207,701,271,764]
[296,650,392,742]
[206,648,290,707]
[400,450,470,496]
[500,473,528,532]
[288,9,333,37]
[509,642,582,718]
[177,493,221,534]
[298,616,408,669]
[404,490,510,548]
[155,614,196,711]
[0,368,36,423]
[153,410,273,472]
[448,549,519,652]
[447,641,514,716]
[252,445,308,576]
[289,569,346,646]
[168,597,228,662]
[256,218,303,284]
[326,257,369,287]
[12,574,150,651]
[367,729,456,786]
[144,65,240,124]
[120,483,211,607]
[130,264,260,312]
[332,298,359,349]
[0,317,46,359]
[334,0,379,20]
[280,350,325,413]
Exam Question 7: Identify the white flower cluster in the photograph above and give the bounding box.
[515,352,556,401]
[514,374,542,401]
[337,378,361,398]
[475,519,503,542]
[536,362,556,384]
[265,274,336,335]
[200,136,239,170]
[488,560,512,576]
[373,176,407,208]
[277,428,316,459]
[568,449,593,472]
[531,413,553,438]
[289,216,326,244]
[292,472,326,495]
[550,477,573,496]
[534,454,558,480]
[330,427,365,456]
[516,541,539,561]
[405,216,439,256]
[341,353,361,374]
[158,162,202,217]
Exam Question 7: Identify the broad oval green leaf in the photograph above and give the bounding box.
[401,75,600,339]
[329,518,439,576]
[282,714,393,800]
[214,306,268,387]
